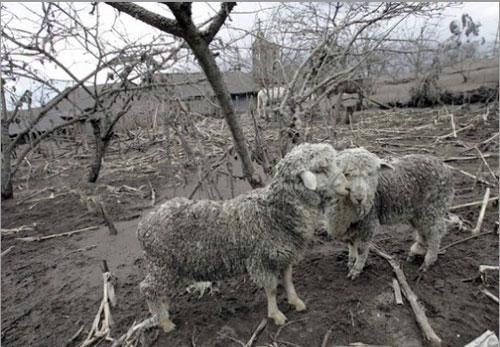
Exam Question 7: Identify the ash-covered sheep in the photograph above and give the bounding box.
[326,148,454,279]
[138,143,345,333]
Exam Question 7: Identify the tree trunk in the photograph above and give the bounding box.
[1,76,13,200]
[184,35,263,188]
[1,121,13,200]
[88,120,110,183]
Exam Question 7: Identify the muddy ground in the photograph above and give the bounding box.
[2,103,499,347]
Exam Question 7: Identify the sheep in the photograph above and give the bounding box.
[256,86,286,121]
[137,143,346,333]
[325,148,454,279]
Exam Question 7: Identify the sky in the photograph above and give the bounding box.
[2,2,499,108]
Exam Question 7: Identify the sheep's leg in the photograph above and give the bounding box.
[419,220,445,272]
[264,277,287,325]
[283,264,306,312]
[347,243,357,270]
[348,240,369,280]
[140,261,176,333]
[146,297,175,333]
[408,230,427,263]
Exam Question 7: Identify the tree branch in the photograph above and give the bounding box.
[201,2,236,43]
[105,2,184,37]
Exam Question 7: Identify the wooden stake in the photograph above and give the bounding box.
[372,245,442,347]
[472,188,491,235]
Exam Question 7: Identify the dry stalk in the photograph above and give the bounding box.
[371,245,442,347]
[392,278,404,305]
[474,147,497,182]
[321,328,333,347]
[244,318,267,347]
[480,288,499,304]
[80,260,117,347]
[450,113,457,138]
[450,196,499,211]
[1,224,36,236]
[440,230,495,253]
[472,188,491,235]
[16,226,99,242]
[447,165,494,187]
[1,246,15,257]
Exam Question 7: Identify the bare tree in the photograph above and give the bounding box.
[105,2,263,188]
[252,3,449,153]
[1,3,185,196]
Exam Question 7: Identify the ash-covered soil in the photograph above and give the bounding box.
[2,103,498,347]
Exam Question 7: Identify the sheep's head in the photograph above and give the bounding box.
[334,148,393,216]
[272,143,342,208]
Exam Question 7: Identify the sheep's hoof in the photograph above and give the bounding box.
[269,310,287,325]
[159,318,176,333]
[418,263,429,273]
[347,269,361,280]
[289,297,306,312]
[406,254,418,263]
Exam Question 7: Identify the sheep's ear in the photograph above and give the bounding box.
[299,170,317,191]
[380,161,395,171]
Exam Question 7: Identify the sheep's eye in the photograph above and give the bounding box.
[344,172,351,179]
[313,166,328,174]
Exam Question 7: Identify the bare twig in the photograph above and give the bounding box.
[372,245,442,347]
[472,188,491,235]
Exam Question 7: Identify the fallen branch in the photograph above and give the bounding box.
[244,318,267,347]
[450,196,498,211]
[371,245,442,347]
[16,226,99,242]
[472,188,491,235]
